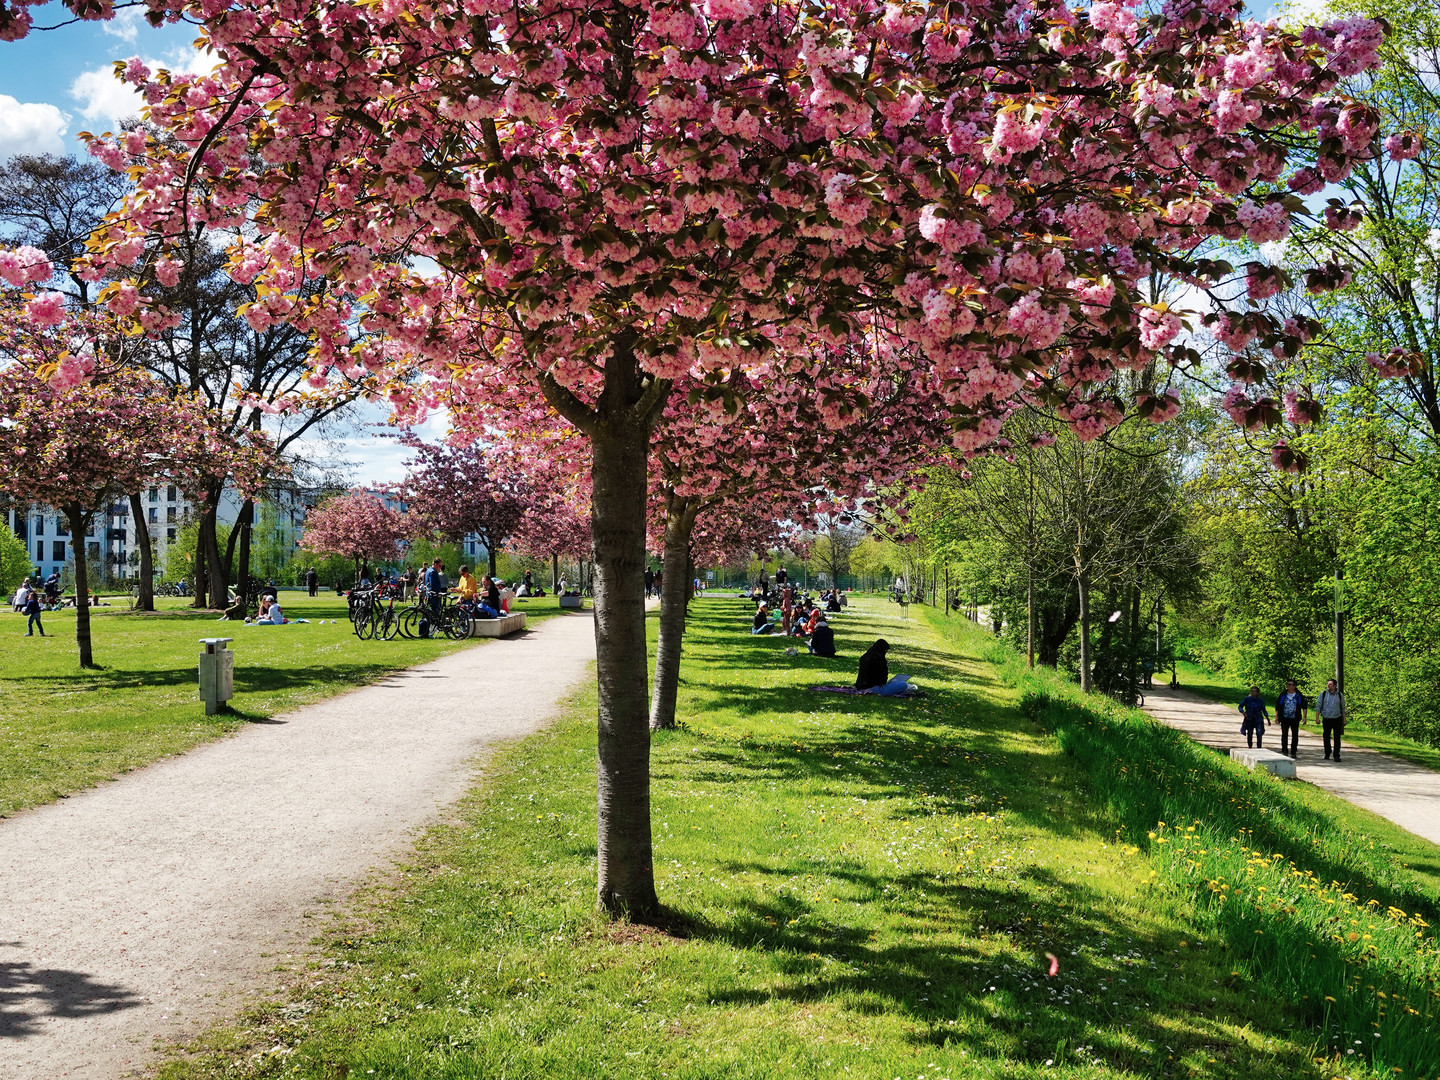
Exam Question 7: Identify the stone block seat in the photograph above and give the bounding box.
[1228,747,1296,779]
[469,612,527,637]
[558,595,584,609]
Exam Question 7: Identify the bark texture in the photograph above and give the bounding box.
[64,504,96,668]
[649,497,696,732]
[589,419,659,917]
[129,492,154,612]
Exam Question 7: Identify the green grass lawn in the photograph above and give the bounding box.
[1171,660,1440,774]
[155,597,1440,1080]
[0,592,572,819]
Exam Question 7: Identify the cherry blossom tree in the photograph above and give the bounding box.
[398,439,532,578]
[42,0,1413,917]
[0,269,270,666]
[300,492,403,583]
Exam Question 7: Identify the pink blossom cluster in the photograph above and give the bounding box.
[1365,349,1420,379]
[0,245,51,286]
[1235,200,1289,244]
[1137,307,1182,350]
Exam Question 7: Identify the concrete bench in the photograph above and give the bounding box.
[469,612,527,637]
[559,595,584,609]
[1229,747,1296,778]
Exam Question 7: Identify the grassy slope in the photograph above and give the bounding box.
[0,593,570,818]
[1172,660,1440,774]
[154,596,1439,1080]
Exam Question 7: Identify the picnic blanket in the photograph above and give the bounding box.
[809,683,925,698]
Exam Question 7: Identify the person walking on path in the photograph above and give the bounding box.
[1238,685,1269,749]
[1317,678,1347,762]
[644,566,654,599]
[1275,680,1307,758]
[21,580,45,636]
[306,567,319,597]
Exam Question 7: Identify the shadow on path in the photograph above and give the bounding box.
[0,953,143,1039]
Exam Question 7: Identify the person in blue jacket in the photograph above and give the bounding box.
[1274,679,1307,758]
[1238,685,1269,748]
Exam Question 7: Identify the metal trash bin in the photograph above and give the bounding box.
[198,637,234,716]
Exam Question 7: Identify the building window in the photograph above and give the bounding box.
[147,507,158,524]
[167,528,177,542]
[33,516,43,536]
[149,486,159,502]
[56,519,68,536]
[167,485,177,501]
[167,506,177,523]
[87,542,100,559]
[53,540,66,562]
[35,542,43,563]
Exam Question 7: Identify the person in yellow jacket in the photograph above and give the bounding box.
[456,565,479,601]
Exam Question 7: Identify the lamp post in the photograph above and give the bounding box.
[1333,568,1346,693]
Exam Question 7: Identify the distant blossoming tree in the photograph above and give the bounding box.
[301,492,403,584]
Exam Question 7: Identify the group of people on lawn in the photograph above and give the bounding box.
[746,583,916,696]
[1238,678,1350,761]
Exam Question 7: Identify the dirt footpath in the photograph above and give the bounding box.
[1143,683,1440,847]
[0,611,596,1079]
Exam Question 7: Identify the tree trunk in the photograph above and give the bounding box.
[1077,572,1092,692]
[191,527,207,609]
[552,552,559,593]
[129,492,155,612]
[64,504,96,668]
[222,499,247,582]
[235,500,254,601]
[200,499,229,610]
[589,419,660,918]
[650,498,697,732]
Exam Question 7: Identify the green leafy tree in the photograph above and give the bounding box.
[0,522,29,596]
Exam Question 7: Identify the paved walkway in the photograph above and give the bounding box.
[0,612,596,1079]
[1143,684,1440,848]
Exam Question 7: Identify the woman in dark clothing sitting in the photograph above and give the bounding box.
[856,639,915,696]
[751,603,775,634]
[808,617,836,657]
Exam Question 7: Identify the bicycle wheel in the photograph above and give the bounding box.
[399,608,423,639]
[379,607,400,641]
[443,609,471,640]
[356,604,375,639]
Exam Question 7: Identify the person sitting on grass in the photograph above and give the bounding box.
[808,615,836,657]
[1238,685,1269,749]
[825,590,842,613]
[855,639,917,696]
[751,603,775,634]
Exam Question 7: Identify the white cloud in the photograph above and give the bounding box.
[68,47,224,131]
[101,8,143,43]
[69,66,145,128]
[0,94,70,159]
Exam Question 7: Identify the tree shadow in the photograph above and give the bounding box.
[0,953,144,1038]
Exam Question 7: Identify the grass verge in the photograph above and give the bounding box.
[1171,661,1440,775]
[0,593,569,818]
[994,643,1440,1078]
[155,597,1436,1080]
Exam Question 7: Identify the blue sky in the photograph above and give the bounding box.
[0,6,204,156]
[0,7,431,484]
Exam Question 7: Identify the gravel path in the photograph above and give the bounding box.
[1143,683,1440,847]
[0,611,596,1079]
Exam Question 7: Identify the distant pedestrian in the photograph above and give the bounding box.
[22,582,45,637]
[1275,679,1307,759]
[655,569,663,597]
[1238,685,1268,749]
[644,567,655,598]
[1317,678,1347,762]
[306,566,318,597]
